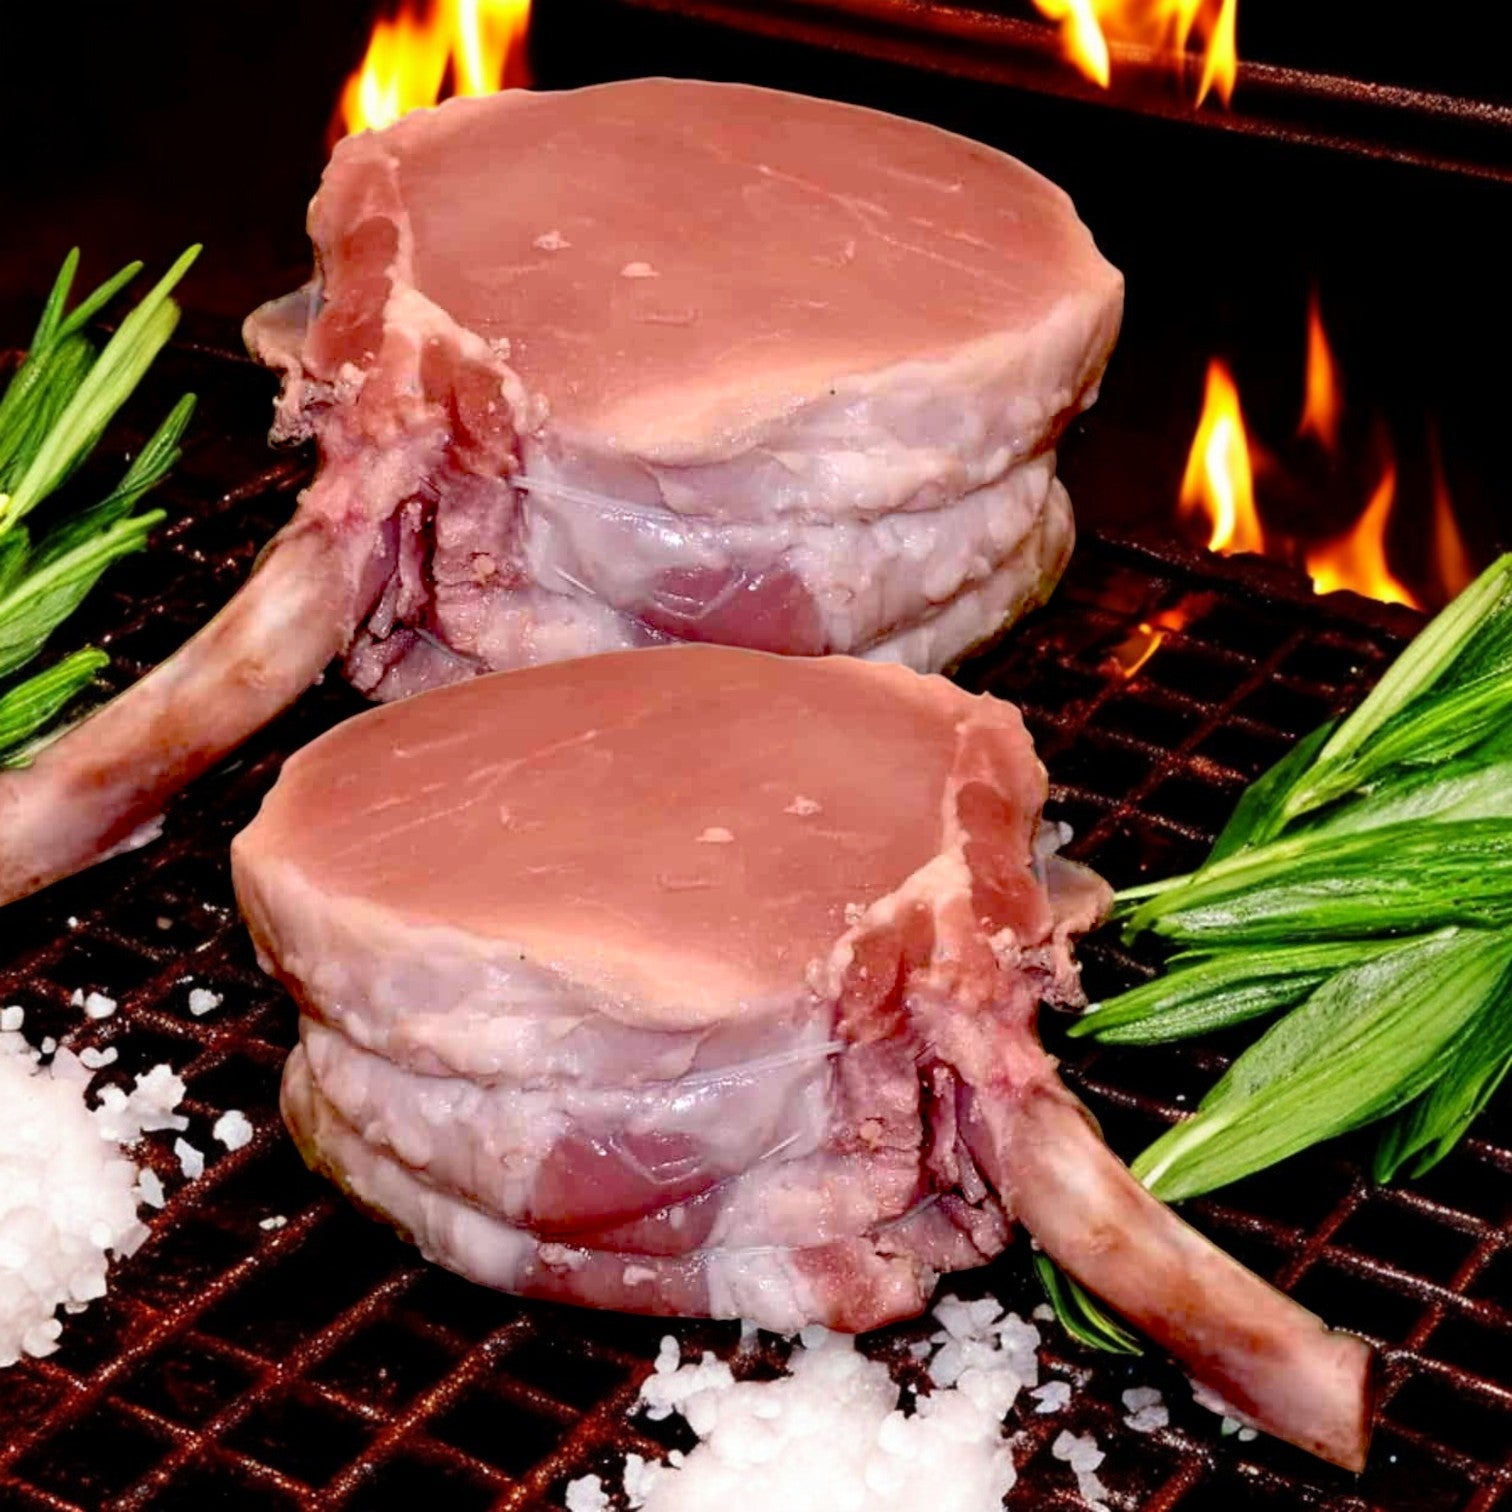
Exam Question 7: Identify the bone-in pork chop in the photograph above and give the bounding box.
[231,646,1370,1471]
[0,79,1120,906]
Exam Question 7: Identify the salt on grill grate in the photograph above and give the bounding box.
[0,341,1509,1512]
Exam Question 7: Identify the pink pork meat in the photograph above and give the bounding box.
[231,646,1371,1471]
[0,78,1120,906]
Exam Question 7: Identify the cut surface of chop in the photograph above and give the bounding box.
[232,646,1371,1472]
[0,77,1121,906]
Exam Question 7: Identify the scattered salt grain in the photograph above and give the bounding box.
[1051,1430,1110,1511]
[0,1036,159,1368]
[82,992,117,1021]
[622,1453,663,1509]
[156,916,173,931]
[564,1474,611,1512]
[696,827,734,844]
[213,1110,253,1151]
[1031,1380,1072,1414]
[533,229,570,251]
[174,1139,205,1180]
[134,1169,167,1210]
[1031,1304,1055,1323]
[40,1037,56,1055]
[91,1065,189,1145]
[187,987,223,1017]
[621,1295,1033,1512]
[620,261,659,278]
[0,1006,22,1032]
[79,1047,119,1071]
[69,990,83,1007]
[259,1215,288,1232]
[1121,1385,1168,1434]
[784,796,822,816]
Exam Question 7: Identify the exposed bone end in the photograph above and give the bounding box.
[0,522,363,906]
[975,1083,1373,1472]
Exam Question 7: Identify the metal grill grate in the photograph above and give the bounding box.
[1,342,1509,1512]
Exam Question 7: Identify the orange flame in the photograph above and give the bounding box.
[1031,0,1238,105]
[1179,359,1264,554]
[1298,289,1342,452]
[335,0,531,142]
[1305,459,1421,609]
[1430,432,1475,601]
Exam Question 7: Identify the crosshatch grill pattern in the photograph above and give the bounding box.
[1,340,1510,1512]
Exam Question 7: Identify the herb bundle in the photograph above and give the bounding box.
[1046,553,1512,1348]
[0,248,198,764]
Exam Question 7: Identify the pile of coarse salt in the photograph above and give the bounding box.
[0,1009,186,1368]
[567,1295,1051,1512]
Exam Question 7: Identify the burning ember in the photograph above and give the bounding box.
[1174,294,1474,611]
[1030,0,1238,105]
[335,0,531,141]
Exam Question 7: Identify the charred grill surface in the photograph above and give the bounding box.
[0,342,1510,1511]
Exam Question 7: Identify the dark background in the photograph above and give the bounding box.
[3,0,1509,599]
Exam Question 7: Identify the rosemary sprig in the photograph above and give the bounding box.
[1046,553,1512,1352]
[0,248,198,764]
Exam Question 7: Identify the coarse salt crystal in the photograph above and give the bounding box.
[0,1006,22,1032]
[564,1474,610,1512]
[784,796,821,816]
[134,1169,167,1209]
[79,1047,118,1070]
[174,1139,205,1180]
[39,1037,56,1055]
[1122,1385,1168,1433]
[533,229,570,251]
[82,992,116,1021]
[1031,1380,1072,1414]
[696,827,734,844]
[620,261,659,278]
[1,1035,154,1368]
[187,987,223,1017]
[213,1110,253,1151]
[259,1215,288,1231]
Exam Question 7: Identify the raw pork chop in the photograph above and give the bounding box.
[232,647,1371,1471]
[0,78,1121,905]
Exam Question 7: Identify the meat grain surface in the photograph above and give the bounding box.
[0,78,1121,905]
[249,78,1123,688]
[233,646,1371,1470]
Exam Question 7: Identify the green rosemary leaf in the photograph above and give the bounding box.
[0,245,199,532]
[0,510,163,679]
[1373,984,1512,1184]
[0,335,95,490]
[33,394,196,568]
[1204,719,1337,865]
[1073,939,1383,1045]
[1034,1254,1142,1355]
[27,247,80,353]
[1295,555,1512,807]
[0,647,109,764]
[1131,928,1512,1203]
[1128,819,1512,946]
[52,259,147,345]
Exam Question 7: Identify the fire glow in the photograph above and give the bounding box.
[334,0,531,141]
[1177,297,1462,609]
[1030,0,1238,105]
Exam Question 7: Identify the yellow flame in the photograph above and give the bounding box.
[335,0,531,141]
[1305,460,1420,608]
[1179,359,1264,554]
[1298,289,1342,452]
[1030,0,1238,104]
